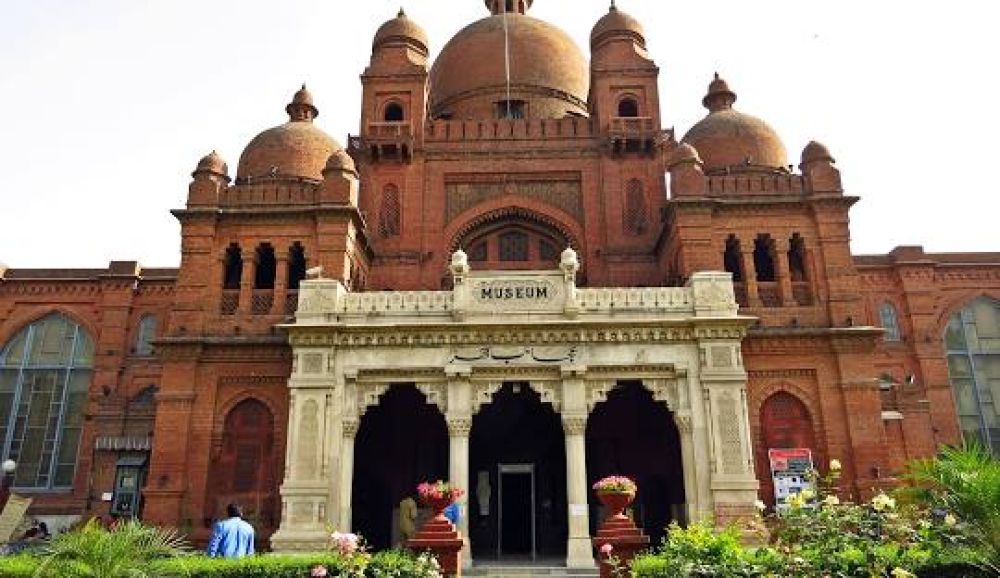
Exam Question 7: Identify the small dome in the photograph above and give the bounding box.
[324,149,357,175]
[590,2,645,49]
[682,74,788,174]
[237,87,342,181]
[801,140,835,165]
[670,142,702,165]
[194,151,228,175]
[373,9,428,56]
[429,14,589,118]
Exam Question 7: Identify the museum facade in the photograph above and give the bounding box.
[1,0,998,565]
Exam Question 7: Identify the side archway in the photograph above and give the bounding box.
[758,391,818,505]
[352,385,448,550]
[586,381,684,546]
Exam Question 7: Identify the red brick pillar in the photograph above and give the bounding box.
[406,509,464,577]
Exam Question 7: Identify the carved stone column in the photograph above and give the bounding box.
[339,419,359,530]
[673,410,698,523]
[774,238,793,307]
[272,256,289,315]
[563,413,595,568]
[447,417,472,567]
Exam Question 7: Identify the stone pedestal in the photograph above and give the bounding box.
[407,513,464,578]
[592,495,650,578]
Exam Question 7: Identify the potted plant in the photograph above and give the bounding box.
[416,481,465,520]
[593,476,638,521]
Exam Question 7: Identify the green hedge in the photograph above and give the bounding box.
[0,550,439,578]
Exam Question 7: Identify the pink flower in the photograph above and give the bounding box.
[600,543,614,555]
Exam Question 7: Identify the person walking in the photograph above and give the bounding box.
[206,503,255,558]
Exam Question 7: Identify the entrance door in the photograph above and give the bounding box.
[498,464,535,559]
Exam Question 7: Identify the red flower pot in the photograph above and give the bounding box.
[422,494,455,521]
[596,491,635,521]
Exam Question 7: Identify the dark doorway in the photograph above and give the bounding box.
[352,385,448,550]
[470,384,566,560]
[586,382,685,546]
[499,465,534,556]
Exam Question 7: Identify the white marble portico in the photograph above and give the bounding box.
[270,250,759,567]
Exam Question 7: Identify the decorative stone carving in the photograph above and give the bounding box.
[358,384,389,416]
[342,419,359,439]
[294,399,319,480]
[562,414,587,436]
[716,392,744,474]
[447,418,472,437]
[417,383,448,413]
[302,353,323,374]
[673,411,693,434]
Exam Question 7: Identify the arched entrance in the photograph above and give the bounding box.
[586,382,685,546]
[759,392,818,505]
[353,385,448,550]
[469,383,566,561]
[207,399,278,538]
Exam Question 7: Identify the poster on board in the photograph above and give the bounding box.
[768,448,814,510]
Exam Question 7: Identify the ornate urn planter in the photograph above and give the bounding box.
[591,477,649,578]
[406,481,465,577]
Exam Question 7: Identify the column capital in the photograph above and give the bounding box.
[342,419,359,439]
[673,411,693,434]
[447,417,472,437]
[562,414,588,436]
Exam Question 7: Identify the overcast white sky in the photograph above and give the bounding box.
[1,0,997,268]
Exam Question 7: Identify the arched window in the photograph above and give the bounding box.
[944,298,1000,454]
[498,231,529,261]
[222,243,243,290]
[0,314,93,488]
[617,97,639,118]
[254,243,276,290]
[287,243,307,291]
[879,302,902,342]
[623,179,648,235]
[134,315,157,357]
[753,235,776,282]
[723,235,744,283]
[383,102,404,122]
[378,185,401,238]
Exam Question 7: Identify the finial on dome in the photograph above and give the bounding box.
[397,7,405,17]
[286,84,319,122]
[610,0,616,9]
[702,72,737,112]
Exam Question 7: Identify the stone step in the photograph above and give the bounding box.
[465,566,599,578]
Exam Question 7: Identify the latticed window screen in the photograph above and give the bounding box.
[134,315,157,356]
[378,185,401,238]
[498,231,529,261]
[879,302,902,342]
[0,314,93,489]
[944,298,1000,455]
[623,179,648,235]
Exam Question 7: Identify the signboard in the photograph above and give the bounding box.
[0,495,33,544]
[768,448,814,510]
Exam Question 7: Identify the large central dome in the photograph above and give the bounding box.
[429,12,589,120]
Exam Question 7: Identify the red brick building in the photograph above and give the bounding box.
[1,0,998,554]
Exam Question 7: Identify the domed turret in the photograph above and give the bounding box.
[373,8,428,57]
[801,140,835,165]
[682,73,788,175]
[323,149,358,176]
[193,150,228,177]
[591,1,645,50]
[429,2,589,119]
[237,86,342,182]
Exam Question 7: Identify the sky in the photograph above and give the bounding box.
[1,0,997,268]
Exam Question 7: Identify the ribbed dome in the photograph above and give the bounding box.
[591,4,645,49]
[681,74,788,174]
[373,9,428,56]
[237,87,343,181]
[194,151,228,176]
[429,14,589,118]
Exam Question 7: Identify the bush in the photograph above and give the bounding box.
[0,554,42,578]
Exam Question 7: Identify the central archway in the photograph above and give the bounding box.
[469,383,567,561]
[586,382,685,546]
[353,385,448,550]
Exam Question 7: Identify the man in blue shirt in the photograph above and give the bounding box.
[207,503,255,558]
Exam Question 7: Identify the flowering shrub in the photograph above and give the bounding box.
[592,475,638,494]
[416,480,464,503]
[330,531,361,555]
